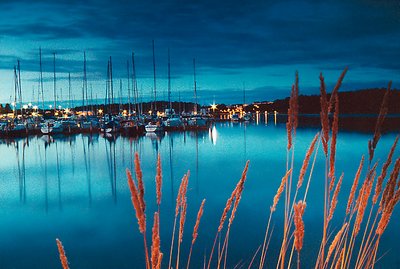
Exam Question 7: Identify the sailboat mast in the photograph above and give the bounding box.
[13,65,18,118]
[109,56,114,112]
[39,48,44,110]
[193,58,198,114]
[168,48,171,111]
[83,51,88,112]
[127,60,131,115]
[152,40,157,113]
[53,52,56,113]
[17,60,23,116]
[68,73,72,109]
[119,79,122,113]
[105,60,110,114]
[90,84,94,114]
[132,52,139,115]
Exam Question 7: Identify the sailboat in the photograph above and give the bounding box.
[164,49,182,129]
[41,53,64,134]
[145,41,165,133]
[121,53,145,136]
[187,59,208,128]
[100,57,120,133]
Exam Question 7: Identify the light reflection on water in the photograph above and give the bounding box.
[0,123,399,269]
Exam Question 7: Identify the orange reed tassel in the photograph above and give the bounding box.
[380,158,400,211]
[326,223,347,264]
[229,161,250,226]
[346,156,364,214]
[373,136,399,204]
[329,93,339,179]
[319,73,329,156]
[151,212,161,269]
[297,133,319,189]
[368,81,392,162]
[328,67,348,112]
[271,169,292,212]
[56,238,70,269]
[134,152,146,212]
[179,197,188,243]
[192,199,206,245]
[127,168,146,233]
[376,190,400,235]
[354,168,376,235]
[294,201,306,252]
[287,72,299,150]
[328,173,344,223]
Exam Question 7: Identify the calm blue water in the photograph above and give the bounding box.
[0,122,399,268]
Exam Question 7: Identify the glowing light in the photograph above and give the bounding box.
[22,105,28,109]
[211,104,217,112]
[98,109,103,114]
[33,105,38,110]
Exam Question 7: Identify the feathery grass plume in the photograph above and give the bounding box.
[380,158,400,211]
[328,67,348,112]
[319,73,330,156]
[127,168,146,233]
[354,167,377,235]
[294,201,306,252]
[176,197,187,269]
[368,81,392,162]
[286,110,293,150]
[192,199,206,245]
[179,197,188,243]
[187,199,206,269]
[176,173,188,217]
[169,172,190,269]
[346,156,365,214]
[294,201,306,269]
[56,238,70,269]
[229,161,250,226]
[127,168,150,269]
[286,72,299,150]
[297,133,319,189]
[373,136,399,204]
[325,223,347,264]
[134,152,146,212]
[329,175,336,193]
[151,212,162,269]
[156,153,162,206]
[376,189,400,235]
[286,86,295,150]
[335,248,345,269]
[354,162,378,212]
[328,173,344,223]
[329,92,339,179]
[271,169,292,212]
[218,187,237,233]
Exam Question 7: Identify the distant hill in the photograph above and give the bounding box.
[266,88,400,114]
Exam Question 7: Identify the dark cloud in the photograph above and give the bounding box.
[0,0,399,103]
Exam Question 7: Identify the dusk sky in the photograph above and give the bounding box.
[0,0,399,106]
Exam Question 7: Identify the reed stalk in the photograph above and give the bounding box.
[56,238,70,269]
